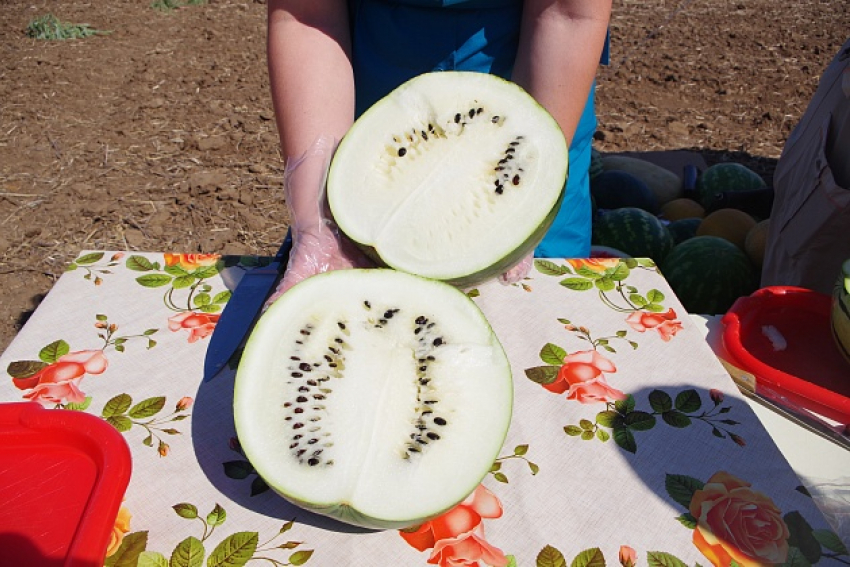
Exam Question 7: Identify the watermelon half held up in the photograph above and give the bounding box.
[660,236,759,315]
[234,269,513,530]
[591,207,674,263]
[327,71,568,287]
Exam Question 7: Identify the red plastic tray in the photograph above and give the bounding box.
[721,286,850,425]
[0,402,132,566]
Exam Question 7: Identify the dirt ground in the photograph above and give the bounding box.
[0,0,846,353]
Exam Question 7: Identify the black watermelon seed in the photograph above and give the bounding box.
[298,363,312,372]
[434,417,447,426]
[414,327,422,335]
[290,356,301,361]
[398,147,407,157]
[419,366,427,372]
[415,316,427,324]
[296,449,306,457]
[491,116,500,123]
[296,396,308,403]
[300,329,311,335]
[421,130,428,140]
[328,362,337,368]
[337,322,346,330]
[506,147,515,154]
[284,416,292,421]
[329,347,339,354]
[298,386,309,392]
[427,432,441,440]
[454,113,461,123]
[468,109,475,118]
[283,402,292,408]
[293,422,304,429]
[384,310,395,319]
[433,338,443,346]
[476,108,483,115]
[313,394,326,400]
[334,338,344,344]
[419,378,430,386]
[510,141,519,147]
[307,379,318,386]
[379,319,387,325]
[294,407,304,414]
[291,372,303,378]
[427,355,435,361]
[308,458,320,466]
[308,438,318,445]
[364,301,371,309]
[513,175,520,185]
[294,434,303,440]
[495,187,504,195]
[289,442,299,449]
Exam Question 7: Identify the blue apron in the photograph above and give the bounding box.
[349,0,608,258]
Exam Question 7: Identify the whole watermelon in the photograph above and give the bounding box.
[660,236,759,315]
[591,170,659,213]
[696,163,766,208]
[667,217,701,245]
[592,207,674,263]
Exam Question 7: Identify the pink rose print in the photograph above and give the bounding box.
[625,308,683,341]
[163,253,220,271]
[544,350,626,404]
[400,484,508,567]
[690,471,790,567]
[168,312,221,343]
[12,349,108,406]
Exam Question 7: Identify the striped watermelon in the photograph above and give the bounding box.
[660,236,758,315]
[591,207,674,263]
[667,217,701,245]
[696,163,766,208]
[831,259,850,364]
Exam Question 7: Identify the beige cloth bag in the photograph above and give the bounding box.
[762,38,850,295]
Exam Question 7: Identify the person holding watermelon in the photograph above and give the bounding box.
[264,0,612,299]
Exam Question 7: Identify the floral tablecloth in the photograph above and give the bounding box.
[1,251,848,567]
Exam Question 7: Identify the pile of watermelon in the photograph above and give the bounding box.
[588,152,772,315]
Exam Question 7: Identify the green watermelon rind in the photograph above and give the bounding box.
[591,207,674,263]
[696,163,766,207]
[660,236,758,315]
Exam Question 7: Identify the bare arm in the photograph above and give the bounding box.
[267,0,354,161]
[512,0,612,147]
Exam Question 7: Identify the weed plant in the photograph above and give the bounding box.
[25,14,107,40]
[152,0,207,11]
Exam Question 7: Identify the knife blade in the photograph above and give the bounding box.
[203,229,293,382]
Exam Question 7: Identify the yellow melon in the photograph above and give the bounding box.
[696,208,757,251]
[661,198,705,221]
[744,219,771,268]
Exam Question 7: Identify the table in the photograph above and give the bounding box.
[1,251,847,566]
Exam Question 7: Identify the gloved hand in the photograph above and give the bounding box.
[497,252,534,285]
[264,135,372,308]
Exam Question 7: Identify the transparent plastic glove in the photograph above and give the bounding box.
[264,135,371,308]
[498,252,534,285]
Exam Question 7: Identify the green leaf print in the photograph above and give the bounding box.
[207,503,227,527]
[103,393,133,417]
[128,396,166,419]
[104,530,149,566]
[540,343,567,366]
[571,547,605,567]
[171,535,205,567]
[535,259,571,276]
[172,274,196,289]
[665,474,705,509]
[6,359,47,379]
[785,511,821,564]
[536,545,567,567]
[525,365,559,385]
[173,502,200,519]
[75,252,106,265]
[39,339,70,364]
[646,551,688,567]
[137,551,169,567]
[207,532,258,567]
[648,390,673,413]
[290,549,315,566]
[107,415,133,432]
[813,529,849,554]
[674,389,702,413]
[136,274,173,288]
[560,278,594,291]
[126,255,158,271]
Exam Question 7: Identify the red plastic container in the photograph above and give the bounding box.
[0,402,132,566]
[721,286,850,425]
